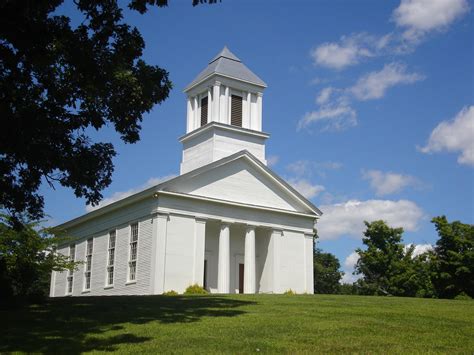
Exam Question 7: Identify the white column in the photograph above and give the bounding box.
[193,96,199,129]
[271,229,282,293]
[213,81,221,122]
[256,92,263,131]
[217,222,230,293]
[193,218,207,285]
[186,97,193,133]
[207,87,212,122]
[244,225,256,294]
[224,86,230,124]
[152,212,169,294]
[247,92,252,129]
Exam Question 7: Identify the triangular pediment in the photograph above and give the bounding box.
[160,151,321,215]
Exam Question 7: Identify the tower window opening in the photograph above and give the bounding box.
[231,94,243,127]
[200,96,208,127]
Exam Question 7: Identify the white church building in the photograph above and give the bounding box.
[50,47,322,297]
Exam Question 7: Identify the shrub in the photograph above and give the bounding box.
[454,292,472,300]
[184,284,208,295]
[163,290,178,296]
[283,289,296,295]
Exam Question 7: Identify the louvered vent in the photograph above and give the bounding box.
[200,96,208,127]
[231,95,243,127]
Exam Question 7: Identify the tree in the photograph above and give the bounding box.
[0,0,217,219]
[430,216,474,299]
[0,214,78,302]
[354,220,433,297]
[313,248,343,294]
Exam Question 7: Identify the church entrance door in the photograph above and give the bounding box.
[238,263,244,294]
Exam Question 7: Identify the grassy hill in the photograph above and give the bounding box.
[2,294,473,353]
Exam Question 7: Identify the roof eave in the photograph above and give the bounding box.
[184,72,267,93]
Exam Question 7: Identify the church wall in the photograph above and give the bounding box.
[51,199,157,297]
[213,129,266,163]
[181,128,214,173]
[162,214,197,293]
[277,230,310,294]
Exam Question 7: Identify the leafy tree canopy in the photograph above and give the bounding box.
[0,214,79,302]
[313,248,343,294]
[431,216,474,299]
[355,220,433,297]
[0,0,216,219]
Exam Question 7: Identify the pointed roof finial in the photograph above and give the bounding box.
[210,46,241,63]
[185,46,267,91]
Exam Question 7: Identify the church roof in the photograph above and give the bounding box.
[185,46,267,91]
[55,150,321,231]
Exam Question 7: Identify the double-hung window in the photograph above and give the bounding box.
[128,223,139,282]
[66,244,75,294]
[106,230,116,286]
[84,238,93,291]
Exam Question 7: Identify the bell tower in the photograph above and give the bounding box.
[179,47,269,174]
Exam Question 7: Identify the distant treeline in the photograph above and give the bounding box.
[314,216,474,300]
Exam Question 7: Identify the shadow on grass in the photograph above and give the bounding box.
[1,295,255,353]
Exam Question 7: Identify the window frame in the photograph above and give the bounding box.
[66,244,75,295]
[127,222,139,283]
[105,230,116,288]
[83,238,94,292]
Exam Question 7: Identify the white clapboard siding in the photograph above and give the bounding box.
[52,198,156,297]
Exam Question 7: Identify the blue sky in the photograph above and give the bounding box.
[43,0,474,282]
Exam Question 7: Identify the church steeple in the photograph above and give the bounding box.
[179,47,269,174]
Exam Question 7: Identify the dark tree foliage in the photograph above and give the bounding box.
[313,248,343,294]
[0,214,79,303]
[0,0,217,219]
[354,220,433,297]
[431,216,474,299]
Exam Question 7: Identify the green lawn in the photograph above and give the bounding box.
[2,294,473,354]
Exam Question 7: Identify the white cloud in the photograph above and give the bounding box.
[267,155,279,167]
[316,87,334,105]
[350,63,424,101]
[85,175,176,212]
[341,272,360,284]
[405,243,434,257]
[393,0,470,41]
[287,160,342,177]
[317,199,424,240]
[298,102,357,131]
[341,251,361,284]
[288,178,325,199]
[344,251,360,269]
[286,160,311,176]
[362,169,420,196]
[419,106,474,166]
[299,63,423,132]
[310,33,383,70]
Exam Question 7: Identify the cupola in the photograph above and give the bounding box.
[180,47,269,174]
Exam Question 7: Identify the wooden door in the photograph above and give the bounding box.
[238,263,244,294]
